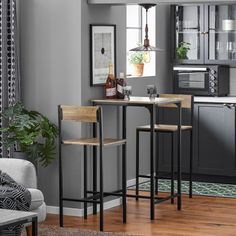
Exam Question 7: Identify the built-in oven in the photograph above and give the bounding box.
[173,65,229,96]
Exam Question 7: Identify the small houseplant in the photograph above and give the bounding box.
[128,51,146,77]
[176,42,191,59]
[0,102,58,167]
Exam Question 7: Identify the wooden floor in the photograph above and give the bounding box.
[45,191,236,236]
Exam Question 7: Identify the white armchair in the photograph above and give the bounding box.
[0,158,46,234]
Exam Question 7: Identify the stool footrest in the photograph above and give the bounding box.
[155,193,178,204]
[138,174,173,179]
[62,197,100,204]
[87,189,124,198]
[126,193,177,201]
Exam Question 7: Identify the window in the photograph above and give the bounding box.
[126,5,156,77]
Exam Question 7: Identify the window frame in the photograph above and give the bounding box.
[126,5,156,78]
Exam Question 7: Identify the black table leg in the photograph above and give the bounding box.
[122,106,127,223]
[189,129,193,198]
[58,106,63,227]
[84,146,88,219]
[32,216,38,236]
[136,129,140,201]
[149,104,155,220]
[155,132,159,196]
[177,102,182,210]
[93,123,97,215]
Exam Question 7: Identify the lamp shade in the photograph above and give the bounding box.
[129,4,162,52]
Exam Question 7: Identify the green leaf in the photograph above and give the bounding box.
[0,102,58,167]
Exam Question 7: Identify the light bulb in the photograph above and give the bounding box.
[143,51,151,63]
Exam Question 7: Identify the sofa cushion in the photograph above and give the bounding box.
[0,158,37,188]
[28,188,44,210]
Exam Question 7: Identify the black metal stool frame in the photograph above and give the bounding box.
[58,105,127,231]
[135,95,193,202]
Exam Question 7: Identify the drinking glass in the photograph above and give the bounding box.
[123,86,132,101]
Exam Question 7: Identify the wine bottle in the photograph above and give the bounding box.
[116,72,127,99]
[105,63,116,99]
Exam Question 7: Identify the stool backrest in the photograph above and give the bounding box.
[159,94,193,126]
[159,94,193,109]
[59,105,100,123]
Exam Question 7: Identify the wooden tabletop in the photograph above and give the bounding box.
[0,209,37,226]
[92,96,182,106]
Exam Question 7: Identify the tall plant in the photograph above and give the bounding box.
[1,102,58,167]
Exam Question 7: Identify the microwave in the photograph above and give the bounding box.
[173,65,229,96]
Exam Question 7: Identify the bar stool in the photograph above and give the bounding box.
[136,94,193,201]
[58,105,127,231]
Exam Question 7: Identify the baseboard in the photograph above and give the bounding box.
[46,197,122,217]
[46,177,147,217]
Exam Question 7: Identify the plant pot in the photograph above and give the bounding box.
[132,63,144,77]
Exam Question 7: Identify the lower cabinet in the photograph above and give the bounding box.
[158,103,236,178]
[194,103,236,177]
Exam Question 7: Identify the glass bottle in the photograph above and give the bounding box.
[105,63,116,99]
[116,72,127,99]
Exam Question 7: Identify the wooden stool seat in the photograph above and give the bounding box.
[137,124,192,132]
[63,138,126,146]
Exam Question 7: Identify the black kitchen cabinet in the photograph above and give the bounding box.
[172,4,236,66]
[158,103,236,179]
[193,103,236,176]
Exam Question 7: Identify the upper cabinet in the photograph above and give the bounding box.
[88,0,236,4]
[207,5,236,64]
[172,5,205,64]
[172,4,236,66]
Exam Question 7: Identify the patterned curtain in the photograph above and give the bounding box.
[0,0,20,158]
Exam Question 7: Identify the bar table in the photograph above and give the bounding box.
[91,96,182,220]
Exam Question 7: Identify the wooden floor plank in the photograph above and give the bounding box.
[45,191,236,236]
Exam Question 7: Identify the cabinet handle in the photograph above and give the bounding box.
[223,103,234,109]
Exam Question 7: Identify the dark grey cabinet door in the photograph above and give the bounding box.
[194,103,236,176]
[205,4,236,66]
[171,4,205,65]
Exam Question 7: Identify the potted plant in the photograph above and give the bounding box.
[176,42,191,59]
[128,51,146,77]
[0,102,58,167]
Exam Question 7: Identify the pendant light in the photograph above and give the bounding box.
[129,4,162,52]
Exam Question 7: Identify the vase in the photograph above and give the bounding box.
[132,63,144,77]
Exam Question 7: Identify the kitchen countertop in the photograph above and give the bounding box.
[194,96,236,104]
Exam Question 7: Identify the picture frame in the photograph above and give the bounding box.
[90,24,116,86]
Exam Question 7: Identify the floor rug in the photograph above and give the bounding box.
[131,179,236,198]
[21,224,140,236]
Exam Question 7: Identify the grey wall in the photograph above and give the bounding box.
[19,0,171,208]
[19,0,83,207]
[80,2,172,189]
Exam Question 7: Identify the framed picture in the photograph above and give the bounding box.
[90,24,116,86]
